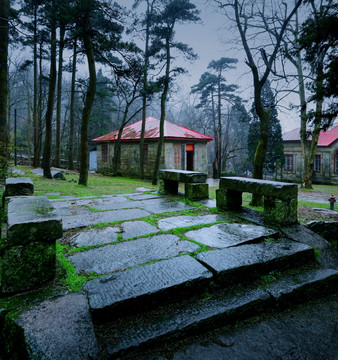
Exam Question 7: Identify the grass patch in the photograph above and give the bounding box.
[56,243,97,291]
[16,165,157,197]
[298,201,334,209]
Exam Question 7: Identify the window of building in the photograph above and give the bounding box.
[143,144,148,164]
[284,154,294,171]
[335,150,338,174]
[314,154,321,173]
[102,144,108,162]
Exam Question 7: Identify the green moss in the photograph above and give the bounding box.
[55,243,98,291]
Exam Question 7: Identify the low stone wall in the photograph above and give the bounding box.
[216,177,298,225]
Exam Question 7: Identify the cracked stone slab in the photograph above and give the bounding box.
[157,214,231,231]
[71,227,120,247]
[69,234,200,274]
[121,220,159,239]
[61,208,151,230]
[84,255,212,316]
[196,240,314,283]
[137,198,196,214]
[11,293,99,360]
[185,223,278,249]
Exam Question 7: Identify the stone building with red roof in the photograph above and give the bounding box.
[91,117,213,178]
[280,124,338,184]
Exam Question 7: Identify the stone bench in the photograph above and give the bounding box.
[0,196,63,294]
[159,169,209,201]
[216,177,298,225]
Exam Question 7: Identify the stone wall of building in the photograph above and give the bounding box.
[96,141,209,178]
[280,143,338,185]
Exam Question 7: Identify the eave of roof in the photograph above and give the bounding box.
[282,124,338,147]
[91,117,213,143]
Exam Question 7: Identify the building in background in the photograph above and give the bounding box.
[280,125,338,185]
[91,117,213,178]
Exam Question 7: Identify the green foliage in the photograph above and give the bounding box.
[248,80,284,174]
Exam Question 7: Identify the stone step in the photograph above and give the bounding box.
[97,268,338,358]
[84,239,315,322]
[84,255,213,320]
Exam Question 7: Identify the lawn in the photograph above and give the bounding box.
[14,166,158,198]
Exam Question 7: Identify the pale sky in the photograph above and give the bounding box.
[116,0,302,133]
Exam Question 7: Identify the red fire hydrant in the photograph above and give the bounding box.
[328,194,336,210]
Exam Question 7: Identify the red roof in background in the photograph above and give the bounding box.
[283,124,338,147]
[91,117,213,143]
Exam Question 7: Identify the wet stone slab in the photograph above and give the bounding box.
[185,223,278,249]
[13,293,99,360]
[71,227,120,247]
[84,255,212,315]
[89,197,138,211]
[61,208,151,230]
[126,193,161,201]
[121,221,159,239]
[69,234,200,274]
[138,198,195,214]
[196,240,314,282]
[158,214,231,231]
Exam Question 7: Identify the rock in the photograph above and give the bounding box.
[184,183,209,200]
[5,177,34,196]
[186,223,278,249]
[196,239,314,284]
[84,255,212,318]
[3,293,99,359]
[306,220,338,244]
[68,234,200,274]
[51,171,66,180]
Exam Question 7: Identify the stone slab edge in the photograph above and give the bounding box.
[84,255,213,319]
[107,268,338,357]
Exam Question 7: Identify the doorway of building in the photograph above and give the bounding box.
[186,144,194,171]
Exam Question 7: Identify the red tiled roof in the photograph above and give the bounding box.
[283,124,338,147]
[91,117,213,143]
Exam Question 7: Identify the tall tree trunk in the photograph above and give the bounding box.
[0,0,9,181]
[217,74,222,178]
[152,35,170,185]
[55,24,65,168]
[139,1,152,180]
[68,38,77,170]
[78,13,96,186]
[37,41,44,166]
[33,6,39,167]
[42,0,57,179]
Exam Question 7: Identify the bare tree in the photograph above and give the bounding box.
[214,0,302,190]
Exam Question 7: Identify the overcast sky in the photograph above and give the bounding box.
[115,0,303,133]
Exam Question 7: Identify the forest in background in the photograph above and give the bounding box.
[0,0,336,188]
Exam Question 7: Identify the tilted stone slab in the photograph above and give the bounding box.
[159,169,207,183]
[219,177,298,200]
[196,240,314,283]
[5,293,99,360]
[6,196,62,246]
[69,234,200,274]
[71,227,120,247]
[267,268,338,305]
[5,177,34,196]
[158,214,231,231]
[84,255,212,317]
[126,193,160,201]
[121,220,159,239]
[60,208,151,230]
[186,223,278,249]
